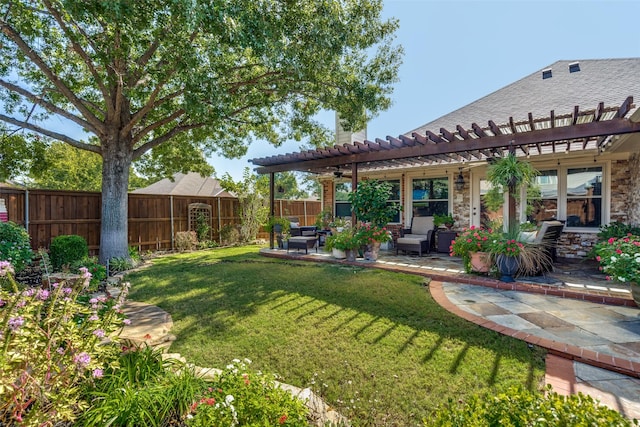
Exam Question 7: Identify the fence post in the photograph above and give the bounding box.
[170,195,175,251]
[217,197,222,244]
[25,189,29,230]
[304,200,308,226]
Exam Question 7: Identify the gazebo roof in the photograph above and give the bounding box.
[250,58,640,175]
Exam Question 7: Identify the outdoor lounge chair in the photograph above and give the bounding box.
[526,220,564,274]
[395,216,436,256]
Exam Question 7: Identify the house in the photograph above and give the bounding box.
[131,172,235,198]
[250,58,640,258]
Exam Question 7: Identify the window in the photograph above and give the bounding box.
[566,167,602,228]
[381,179,401,223]
[528,166,603,229]
[528,170,558,223]
[412,177,448,217]
[334,182,352,218]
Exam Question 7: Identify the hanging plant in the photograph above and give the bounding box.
[484,153,540,211]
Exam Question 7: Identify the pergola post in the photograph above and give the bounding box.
[351,163,358,225]
[269,172,275,249]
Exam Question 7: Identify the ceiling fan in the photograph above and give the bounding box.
[333,166,352,179]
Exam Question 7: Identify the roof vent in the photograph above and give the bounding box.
[569,62,580,73]
[542,68,552,79]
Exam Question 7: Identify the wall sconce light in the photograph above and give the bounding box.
[455,168,465,191]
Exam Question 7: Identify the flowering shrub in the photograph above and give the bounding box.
[0,221,33,273]
[186,359,308,426]
[594,235,640,284]
[356,223,392,244]
[450,226,492,257]
[0,261,129,425]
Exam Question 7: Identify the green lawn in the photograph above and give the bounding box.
[126,246,545,426]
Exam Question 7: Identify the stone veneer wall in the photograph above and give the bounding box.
[628,154,640,225]
[452,170,471,228]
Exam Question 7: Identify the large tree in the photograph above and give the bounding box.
[0,0,401,263]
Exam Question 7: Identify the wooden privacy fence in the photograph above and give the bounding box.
[0,187,321,255]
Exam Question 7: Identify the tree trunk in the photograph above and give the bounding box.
[99,138,133,264]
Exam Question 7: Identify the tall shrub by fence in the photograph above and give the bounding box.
[0,187,320,255]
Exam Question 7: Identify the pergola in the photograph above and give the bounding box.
[250,97,640,246]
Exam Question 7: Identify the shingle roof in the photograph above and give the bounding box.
[131,172,234,197]
[408,58,640,136]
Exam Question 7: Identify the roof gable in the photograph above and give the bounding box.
[409,58,640,136]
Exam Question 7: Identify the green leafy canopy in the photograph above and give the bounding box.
[0,0,402,261]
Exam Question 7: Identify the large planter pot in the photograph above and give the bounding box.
[345,249,357,262]
[470,251,492,273]
[496,254,519,282]
[631,283,640,307]
[332,248,346,259]
[365,241,382,261]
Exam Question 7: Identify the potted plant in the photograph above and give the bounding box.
[356,223,392,261]
[594,234,640,305]
[434,213,455,230]
[348,179,401,259]
[348,179,401,227]
[450,226,493,273]
[325,228,363,261]
[315,207,333,231]
[486,153,539,232]
[264,217,290,249]
[488,228,525,282]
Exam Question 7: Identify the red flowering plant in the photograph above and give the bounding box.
[356,223,392,244]
[450,226,493,271]
[450,226,492,257]
[594,235,640,284]
[488,234,526,258]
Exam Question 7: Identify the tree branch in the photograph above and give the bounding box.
[42,0,110,102]
[0,79,94,131]
[0,18,104,134]
[120,77,177,139]
[131,108,185,145]
[0,113,100,153]
[132,122,204,159]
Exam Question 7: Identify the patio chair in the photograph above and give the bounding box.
[533,220,564,262]
[286,216,317,237]
[395,216,436,256]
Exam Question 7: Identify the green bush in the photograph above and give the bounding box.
[80,346,206,427]
[71,256,107,291]
[429,385,637,426]
[186,359,308,427]
[0,264,129,425]
[49,234,89,271]
[598,221,640,241]
[0,221,33,272]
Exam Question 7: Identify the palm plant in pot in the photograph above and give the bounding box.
[488,228,525,282]
[486,152,539,232]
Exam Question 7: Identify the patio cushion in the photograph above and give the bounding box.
[409,216,435,235]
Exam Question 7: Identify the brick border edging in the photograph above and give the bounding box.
[428,280,640,379]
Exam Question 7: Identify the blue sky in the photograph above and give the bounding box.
[216,0,640,180]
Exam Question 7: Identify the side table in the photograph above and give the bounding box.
[437,230,457,253]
